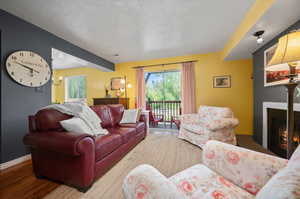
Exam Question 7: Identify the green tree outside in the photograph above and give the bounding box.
[145,71,180,101]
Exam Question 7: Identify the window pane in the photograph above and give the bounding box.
[67,76,86,99]
[145,71,180,101]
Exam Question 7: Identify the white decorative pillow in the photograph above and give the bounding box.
[60,117,94,135]
[256,166,300,199]
[120,109,141,124]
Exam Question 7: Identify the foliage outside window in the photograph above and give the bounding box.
[145,71,181,101]
[65,75,86,102]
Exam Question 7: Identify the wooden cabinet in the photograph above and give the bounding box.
[93,98,129,109]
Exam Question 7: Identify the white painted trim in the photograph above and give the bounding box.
[0,154,31,170]
[262,102,300,149]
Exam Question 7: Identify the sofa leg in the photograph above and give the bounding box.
[77,185,92,193]
[35,173,44,179]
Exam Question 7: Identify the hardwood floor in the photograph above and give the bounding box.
[0,133,271,199]
[0,159,59,199]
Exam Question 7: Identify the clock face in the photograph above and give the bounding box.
[6,51,51,87]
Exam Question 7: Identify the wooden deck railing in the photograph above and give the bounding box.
[147,100,181,122]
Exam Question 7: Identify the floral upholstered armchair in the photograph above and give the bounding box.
[123,141,300,199]
[178,105,238,147]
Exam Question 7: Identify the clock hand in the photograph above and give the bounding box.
[14,62,40,74]
[14,62,33,74]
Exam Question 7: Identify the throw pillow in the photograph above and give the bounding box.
[60,117,94,135]
[256,166,300,199]
[120,109,141,124]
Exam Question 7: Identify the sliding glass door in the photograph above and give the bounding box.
[145,70,181,124]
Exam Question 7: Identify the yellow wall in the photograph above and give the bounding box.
[52,67,119,105]
[53,51,253,135]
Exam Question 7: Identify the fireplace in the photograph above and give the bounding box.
[267,108,300,158]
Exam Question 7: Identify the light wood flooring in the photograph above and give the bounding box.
[0,133,272,199]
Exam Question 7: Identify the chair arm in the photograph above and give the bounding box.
[201,118,239,131]
[171,115,180,120]
[123,164,188,199]
[23,132,94,156]
[180,114,201,125]
[154,114,164,119]
[203,141,288,195]
[139,114,146,122]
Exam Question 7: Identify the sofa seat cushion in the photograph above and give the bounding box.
[108,127,136,143]
[119,122,145,134]
[169,164,254,199]
[95,134,122,161]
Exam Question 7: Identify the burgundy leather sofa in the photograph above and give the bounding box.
[23,104,147,192]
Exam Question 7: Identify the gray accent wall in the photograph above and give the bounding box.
[253,19,300,144]
[0,9,114,163]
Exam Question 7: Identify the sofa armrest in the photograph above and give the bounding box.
[180,114,201,125]
[23,132,94,156]
[123,164,188,199]
[201,118,239,131]
[203,141,288,195]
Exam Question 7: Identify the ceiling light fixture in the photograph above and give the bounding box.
[253,30,265,44]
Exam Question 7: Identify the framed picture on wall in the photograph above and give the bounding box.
[213,75,231,88]
[64,75,87,102]
[111,77,125,90]
[264,44,290,87]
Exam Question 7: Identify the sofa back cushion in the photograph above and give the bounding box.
[198,106,233,119]
[108,104,125,126]
[90,105,113,128]
[35,109,72,132]
[33,104,125,132]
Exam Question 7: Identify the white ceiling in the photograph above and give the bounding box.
[1,0,256,63]
[226,0,300,60]
[52,48,112,71]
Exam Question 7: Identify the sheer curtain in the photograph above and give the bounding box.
[181,62,196,114]
[136,68,146,109]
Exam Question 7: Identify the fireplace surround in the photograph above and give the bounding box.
[263,102,300,157]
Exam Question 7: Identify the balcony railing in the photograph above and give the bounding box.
[147,100,181,122]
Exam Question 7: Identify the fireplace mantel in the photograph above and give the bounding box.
[263,102,300,149]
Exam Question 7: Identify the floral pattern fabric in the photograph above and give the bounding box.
[198,106,233,119]
[179,126,237,148]
[123,164,188,199]
[169,164,254,199]
[202,141,288,195]
[256,166,300,199]
[180,114,202,125]
[179,106,238,147]
[288,144,300,168]
[123,141,300,199]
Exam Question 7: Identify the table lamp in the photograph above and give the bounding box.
[267,30,300,158]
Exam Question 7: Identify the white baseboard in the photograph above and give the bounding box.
[0,154,32,170]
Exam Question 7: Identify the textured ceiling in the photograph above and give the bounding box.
[1,0,256,63]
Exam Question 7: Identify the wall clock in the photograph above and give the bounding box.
[6,51,51,87]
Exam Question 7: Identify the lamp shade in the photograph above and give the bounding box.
[267,30,300,66]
